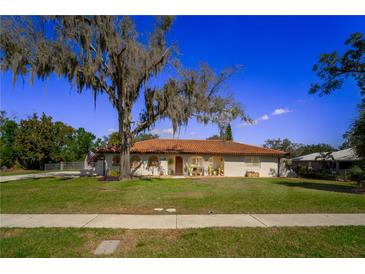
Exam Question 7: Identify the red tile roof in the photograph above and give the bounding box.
[97,139,287,156]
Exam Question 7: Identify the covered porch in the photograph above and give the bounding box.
[167,155,224,176]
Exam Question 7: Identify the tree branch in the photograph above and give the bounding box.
[334,68,365,74]
[132,104,168,135]
[96,77,118,108]
[151,46,174,72]
[135,45,174,96]
[118,47,126,58]
[89,43,111,73]
[76,70,118,107]
[208,66,241,98]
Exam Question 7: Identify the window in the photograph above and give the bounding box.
[130,156,141,169]
[148,156,159,167]
[112,155,120,166]
[245,156,261,168]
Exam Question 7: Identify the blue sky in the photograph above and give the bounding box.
[1,16,364,147]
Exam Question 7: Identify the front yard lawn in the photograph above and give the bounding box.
[1,226,364,257]
[0,177,364,214]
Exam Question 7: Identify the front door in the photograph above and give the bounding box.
[175,156,183,175]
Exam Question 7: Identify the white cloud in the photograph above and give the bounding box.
[189,131,197,136]
[238,108,292,128]
[271,108,291,116]
[151,128,174,136]
[253,114,270,124]
[239,114,269,127]
[108,128,116,133]
[237,121,252,127]
[258,114,269,121]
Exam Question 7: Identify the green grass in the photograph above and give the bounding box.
[1,226,364,257]
[0,177,364,213]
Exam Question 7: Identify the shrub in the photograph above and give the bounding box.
[108,169,120,177]
[293,166,336,180]
[349,166,365,186]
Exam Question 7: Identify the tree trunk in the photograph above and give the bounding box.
[118,109,131,180]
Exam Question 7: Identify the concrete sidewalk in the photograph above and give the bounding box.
[0,171,81,182]
[1,214,364,229]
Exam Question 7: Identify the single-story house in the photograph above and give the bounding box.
[94,139,287,177]
[290,148,361,173]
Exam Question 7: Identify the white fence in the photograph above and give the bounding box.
[44,161,84,171]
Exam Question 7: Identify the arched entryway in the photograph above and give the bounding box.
[175,156,183,175]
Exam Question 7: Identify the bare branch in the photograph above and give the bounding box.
[208,65,242,98]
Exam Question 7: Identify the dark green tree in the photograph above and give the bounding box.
[105,132,121,146]
[225,123,233,141]
[134,133,159,142]
[1,16,248,179]
[310,32,365,159]
[263,138,336,158]
[206,134,222,140]
[297,143,335,156]
[0,112,18,168]
[14,113,73,169]
[339,138,351,150]
[102,131,159,146]
[310,32,365,96]
[263,138,300,157]
[62,128,97,161]
[343,100,365,158]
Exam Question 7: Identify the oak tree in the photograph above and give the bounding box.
[310,32,364,96]
[1,16,248,179]
[310,32,365,159]
[0,112,18,168]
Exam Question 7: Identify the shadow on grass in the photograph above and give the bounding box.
[98,176,167,183]
[138,177,166,182]
[57,177,74,181]
[275,180,361,194]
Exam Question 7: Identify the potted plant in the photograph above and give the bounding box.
[184,164,189,175]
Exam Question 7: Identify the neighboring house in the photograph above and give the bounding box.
[291,148,361,173]
[94,139,287,177]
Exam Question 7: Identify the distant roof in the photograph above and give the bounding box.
[97,139,287,156]
[291,148,360,162]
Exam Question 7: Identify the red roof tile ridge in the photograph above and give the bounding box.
[97,138,287,155]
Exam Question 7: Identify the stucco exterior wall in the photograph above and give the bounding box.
[103,153,169,176]
[99,153,279,177]
[224,156,278,177]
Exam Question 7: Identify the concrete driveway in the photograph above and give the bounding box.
[0,171,81,182]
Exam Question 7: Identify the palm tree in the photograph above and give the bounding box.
[314,152,335,173]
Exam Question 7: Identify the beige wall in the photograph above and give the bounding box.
[224,155,278,177]
[100,153,279,177]
[104,153,169,176]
